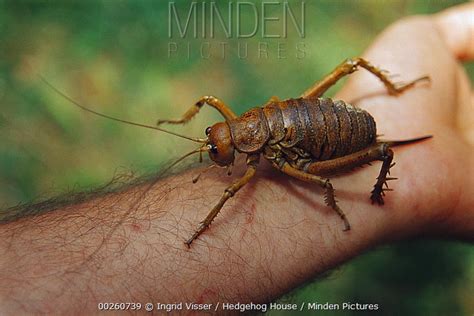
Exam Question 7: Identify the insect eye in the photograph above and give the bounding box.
[205,127,212,136]
[210,144,218,154]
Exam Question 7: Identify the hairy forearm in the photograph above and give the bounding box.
[0,141,460,314]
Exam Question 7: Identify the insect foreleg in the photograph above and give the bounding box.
[301,57,429,99]
[272,160,351,231]
[158,95,237,125]
[185,154,259,247]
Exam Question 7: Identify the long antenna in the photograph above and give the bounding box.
[38,75,207,143]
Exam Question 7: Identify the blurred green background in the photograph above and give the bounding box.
[0,0,472,315]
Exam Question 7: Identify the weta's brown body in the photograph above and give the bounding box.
[51,57,432,248]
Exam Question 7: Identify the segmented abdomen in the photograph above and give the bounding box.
[262,98,377,160]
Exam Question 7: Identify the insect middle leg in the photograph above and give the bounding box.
[271,159,351,231]
[158,95,237,125]
[301,57,429,99]
[185,154,259,247]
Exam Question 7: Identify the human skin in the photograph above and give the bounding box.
[0,4,473,314]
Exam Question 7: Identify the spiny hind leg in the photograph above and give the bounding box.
[158,95,237,125]
[271,160,350,231]
[185,154,259,247]
[370,147,396,205]
[301,57,429,99]
[302,143,397,205]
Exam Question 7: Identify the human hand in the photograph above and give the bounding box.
[335,2,474,240]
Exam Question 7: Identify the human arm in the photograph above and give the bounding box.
[0,4,473,314]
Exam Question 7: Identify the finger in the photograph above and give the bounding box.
[434,2,474,61]
[435,3,474,146]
